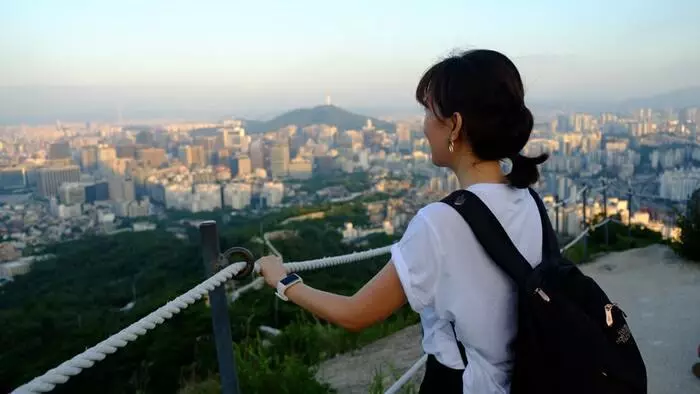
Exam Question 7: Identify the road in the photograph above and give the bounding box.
[581,245,700,394]
[315,245,700,393]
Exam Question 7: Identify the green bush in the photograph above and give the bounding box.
[674,188,700,262]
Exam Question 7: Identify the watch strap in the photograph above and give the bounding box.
[276,273,302,301]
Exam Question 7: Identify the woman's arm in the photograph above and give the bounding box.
[258,256,407,332]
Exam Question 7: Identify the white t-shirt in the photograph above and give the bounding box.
[392,183,543,394]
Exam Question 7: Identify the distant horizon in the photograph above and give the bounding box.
[0,85,698,127]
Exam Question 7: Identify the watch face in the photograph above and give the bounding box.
[280,273,299,285]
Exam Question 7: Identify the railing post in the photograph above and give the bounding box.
[555,194,560,234]
[199,221,240,394]
[582,186,588,261]
[562,197,567,236]
[582,186,588,227]
[627,187,633,238]
[602,180,608,246]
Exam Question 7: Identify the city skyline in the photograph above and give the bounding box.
[1,0,699,122]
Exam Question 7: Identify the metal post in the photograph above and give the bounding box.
[602,181,609,246]
[562,197,567,236]
[582,186,588,261]
[627,187,633,238]
[582,186,588,228]
[555,195,560,234]
[199,221,240,394]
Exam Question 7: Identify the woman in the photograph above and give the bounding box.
[258,49,548,393]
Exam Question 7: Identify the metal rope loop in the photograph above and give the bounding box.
[221,247,256,279]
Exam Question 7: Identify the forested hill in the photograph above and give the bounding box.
[244,105,396,133]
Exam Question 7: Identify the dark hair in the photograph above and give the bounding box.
[416,49,548,188]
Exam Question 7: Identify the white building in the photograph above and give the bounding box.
[164,184,195,211]
[133,222,157,232]
[49,197,83,219]
[109,177,136,202]
[193,184,222,212]
[223,183,252,210]
[660,168,700,201]
[0,255,52,279]
[288,157,313,180]
[262,181,284,207]
[58,182,87,205]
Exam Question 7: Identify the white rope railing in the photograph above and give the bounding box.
[12,259,249,394]
[12,245,393,394]
[384,354,429,394]
[15,185,616,394]
[549,185,588,209]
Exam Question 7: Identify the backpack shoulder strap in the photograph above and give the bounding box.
[440,189,533,288]
[527,187,562,260]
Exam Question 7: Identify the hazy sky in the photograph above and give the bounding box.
[1,0,699,121]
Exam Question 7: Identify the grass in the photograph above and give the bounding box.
[563,219,664,264]
[179,308,420,393]
[367,364,420,394]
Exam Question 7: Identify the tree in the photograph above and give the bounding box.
[676,187,700,262]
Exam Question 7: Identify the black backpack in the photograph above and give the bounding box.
[440,188,647,394]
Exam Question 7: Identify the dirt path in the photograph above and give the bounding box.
[315,245,700,393]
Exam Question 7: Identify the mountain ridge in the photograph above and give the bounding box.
[241,105,396,133]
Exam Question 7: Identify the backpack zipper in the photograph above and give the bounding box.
[535,288,550,302]
[605,304,614,326]
[604,303,626,326]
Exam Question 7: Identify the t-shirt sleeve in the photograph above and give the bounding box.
[391,211,442,313]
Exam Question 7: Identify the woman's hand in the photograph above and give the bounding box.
[257,255,287,288]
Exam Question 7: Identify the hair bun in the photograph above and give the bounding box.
[506,152,548,188]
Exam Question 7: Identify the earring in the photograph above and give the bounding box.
[448,140,454,153]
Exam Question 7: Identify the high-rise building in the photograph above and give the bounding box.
[0,168,27,190]
[135,130,155,145]
[114,199,151,217]
[270,143,290,178]
[288,157,312,179]
[108,177,136,202]
[58,182,87,205]
[660,168,700,201]
[638,108,653,123]
[223,183,252,210]
[97,145,117,167]
[179,145,207,168]
[80,146,99,171]
[236,155,252,177]
[117,145,138,158]
[48,141,71,160]
[218,127,229,149]
[556,115,570,132]
[249,139,265,170]
[262,181,284,207]
[194,136,217,152]
[85,182,110,203]
[137,148,166,168]
[37,165,80,198]
[313,155,335,175]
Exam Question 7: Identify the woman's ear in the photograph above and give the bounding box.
[450,112,462,134]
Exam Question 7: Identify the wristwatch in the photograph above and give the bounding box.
[276,273,303,301]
